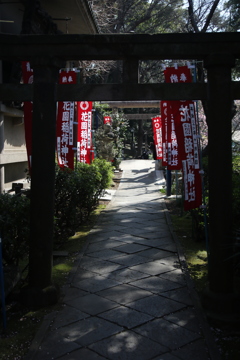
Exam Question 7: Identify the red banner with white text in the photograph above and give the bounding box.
[152,116,162,159]
[56,70,76,169]
[77,101,93,164]
[161,101,169,166]
[21,61,33,173]
[163,65,202,210]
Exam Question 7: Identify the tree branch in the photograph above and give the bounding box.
[202,0,221,32]
[188,0,200,32]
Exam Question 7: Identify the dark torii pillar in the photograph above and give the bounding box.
[25,57,65,303]
[204,54,235,295]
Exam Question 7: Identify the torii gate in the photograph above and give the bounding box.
[0,32,239,304]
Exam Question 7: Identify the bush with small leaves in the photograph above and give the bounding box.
[0,193,30,266]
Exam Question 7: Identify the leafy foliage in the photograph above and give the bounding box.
[54,160,113,243]
[226,0,240,31]
[92,158,114,190]
[1,160,114,264]
[92,0,185,34]
[94,104,129,167]
[0,194,30,266]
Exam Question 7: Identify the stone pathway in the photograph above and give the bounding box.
[25,160,220,360]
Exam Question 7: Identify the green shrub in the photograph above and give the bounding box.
[0,194,30,266]
[74,162,102,221]
[92,158,114,191]
[0,159,114,262]
[54,159,113,243]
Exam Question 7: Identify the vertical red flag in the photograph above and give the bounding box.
[77,101,93,164]
[163,65,202,210]
[161,99,181,169]
[160,101,169,166]
[163,66,194,170]
[104,116,112,125]
[152,116,162,159]
[56,70,76,169]
[179,100,202,210]
[21,61,33,173]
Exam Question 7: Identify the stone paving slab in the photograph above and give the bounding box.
[57,316,123,346]
[159,269,186,285]
[89,330,169,360]
[129,275,183,294]
[96,283,152,305]
[152,354,180,360]
[25,160,220,360]
[129,260,177,276]
[98,305,154,329]
[102,267,150,283]
[79,258,125,274]
[62,285,89,302]
[160,286,194,306]
[164,307,203,333]
[65,293,119,315]
[129,237,174,248]
[171,339,211,360]
[137,248,175,260]
[133,317,201,350]
[127,294,186,318]
[58,348,107,360]
[52,305,90,329]
[32,330,81,360]
[85,239,127,253]
[86,248,124,260]
[73,274,121,293]
[108,253,150,267]
[111,242,150,254]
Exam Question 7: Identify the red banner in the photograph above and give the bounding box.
[56,71,76,169]
[163,65,202,210]
[104,116,112,125]
[161,101,169,166]
[179,100,202,210]
[163,66,194,170]
[21,61,33,173]
[152,116,162,159]
[77,101,93,164]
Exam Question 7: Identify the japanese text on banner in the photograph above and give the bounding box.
[56,70,76,169]
[77,101,93,164]
[152,116,163,160]
[163,65,202,210]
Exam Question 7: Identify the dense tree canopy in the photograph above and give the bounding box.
[91,0,186,33]
[226,0,240,30]
[91,0,231,34]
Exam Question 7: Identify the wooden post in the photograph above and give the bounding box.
[28,57,65,290]
[204,54,235,294]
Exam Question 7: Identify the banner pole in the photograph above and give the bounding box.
[166,169,172,196]
[0,235,7,330]
[175,170,178,200]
